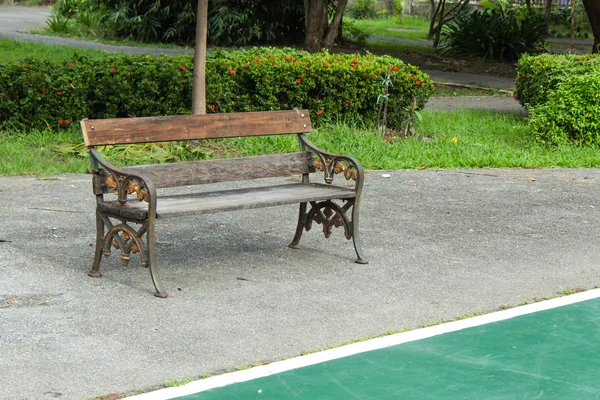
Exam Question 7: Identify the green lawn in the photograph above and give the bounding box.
[3,110,600,176]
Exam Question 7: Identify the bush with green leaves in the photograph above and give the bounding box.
[348,0,378,19]
[439,6,546,62]
[515,53,600,108]
[0,48,433,131]
[53,0,304,46]
[528,71,600,145]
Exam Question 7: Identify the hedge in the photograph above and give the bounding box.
[528,71,600,145]
[0,48,433,131]
[515,53,600,108]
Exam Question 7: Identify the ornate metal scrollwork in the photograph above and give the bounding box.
[106,174,149,202]
[305,200,353,239]
[314,158,358,183]
[101,220,148,268]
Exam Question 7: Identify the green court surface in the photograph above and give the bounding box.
[129,291,600,400]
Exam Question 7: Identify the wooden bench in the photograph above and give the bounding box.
[81,109,367,297]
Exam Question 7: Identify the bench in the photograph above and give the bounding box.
[81,109,367,297]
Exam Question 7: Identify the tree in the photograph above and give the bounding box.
[428,0,470,47]
[304,0,348,52]
[582,0,600,53]
[192,0,208,115]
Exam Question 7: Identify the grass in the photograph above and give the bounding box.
[4,109,600,176]
[0,38,108,63]
[346,16,430,41]
[163,377,193,388]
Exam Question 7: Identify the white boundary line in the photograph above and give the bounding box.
[126,289,600,400]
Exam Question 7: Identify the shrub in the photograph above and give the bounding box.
[0,48,433,131]
[348,0,378,20]
[53,0,304,46]
[515,53,600,108]
[440,8,546,62]
[528,71,600,145]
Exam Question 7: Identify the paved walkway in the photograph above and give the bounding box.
[3,169,600,399]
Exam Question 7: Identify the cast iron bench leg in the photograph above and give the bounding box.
[289,202,308,249]
[89,210,105,278]
[146,220,168,298]
[351,204,368,264]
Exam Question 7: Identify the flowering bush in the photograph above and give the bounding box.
[515,53,600,108]
[0,48,433,131]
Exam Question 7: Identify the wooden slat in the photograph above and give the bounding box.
[95,153,315,193]
[82,110,312,147]
[97,183,356,219]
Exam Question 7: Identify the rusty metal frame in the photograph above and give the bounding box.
[88,149,167,298]
[289,134,368,264]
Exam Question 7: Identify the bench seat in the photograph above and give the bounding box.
[98,183,356,219]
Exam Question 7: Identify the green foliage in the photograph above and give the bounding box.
[440,7,547,62]
[528,72,600,145]
[348,0,378,20]
[0,48,433,131]
[52,0,304,46]
[341,19,369,45]
[515,53,600,108]
[547,4,592,39]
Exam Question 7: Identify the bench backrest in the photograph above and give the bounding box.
[81,109,312,146]
[84,110,317,192]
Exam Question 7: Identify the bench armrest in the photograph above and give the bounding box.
[299,134,364,194]
[89,148,157,208]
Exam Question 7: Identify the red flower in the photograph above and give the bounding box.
[285,56,291,61]
[111,67,117,74]
[208,104,215,111]
[316,110,323,115]
[374,74,379,79]
[292,57,297,62]
[242,65,248,70]
[415,80,422,86]
[57,120,63,125]
[65,120,70,125]
[179,65,186,71]
[67,62,73,67]
[295,78,302,84]
[56,91,63,96]
[350,63,357,69]
[229,69,236,75]
[513,95,517,99]
[273,63,277,67]
[40,88,46,93]
[253,59,261,64]
[352,58,359,64]
[323,62,331,68]
[391,66,399,72]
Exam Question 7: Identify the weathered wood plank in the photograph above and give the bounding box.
[96,153,315,193]
[82,110,312,146]
[98,183,356,219]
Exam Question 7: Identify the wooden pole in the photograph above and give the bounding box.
[192,0,208,115]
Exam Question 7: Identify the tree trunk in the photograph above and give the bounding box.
[305,0,348,52]
[192,0,208,115]
[581,0,600,53]
[323,0,348,48]
[544,0,552,34]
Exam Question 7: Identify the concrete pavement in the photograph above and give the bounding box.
[2,169,600,399]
